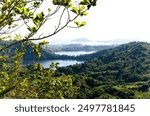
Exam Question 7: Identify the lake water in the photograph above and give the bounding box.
[23,51,95,68]
[23,60,83,68]
[54,51,95,56]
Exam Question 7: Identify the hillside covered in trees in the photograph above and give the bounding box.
[56,42,150,98]
[1,0,150,99]
[0,40,75,60]
[0,40,116,61]
[1,41,150,98]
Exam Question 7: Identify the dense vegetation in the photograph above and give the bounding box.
[1,40,150,98]
[0,0,97,99]
[0,40,75,60]
[57,42,150,98]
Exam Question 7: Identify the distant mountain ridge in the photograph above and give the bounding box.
[44,44,117,52]
[71,38,91,42]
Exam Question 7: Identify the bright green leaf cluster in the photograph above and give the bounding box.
[33,12,45,27]
[80,0,97,9]
[74,21,86,27]
[27,26,38,33]
[31,45,41,57]
[53,0,71,6]
[34,2,40,8]
[71,7,79,14]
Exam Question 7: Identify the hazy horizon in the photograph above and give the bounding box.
[5,0,150,46]
[34,0,150,45]
[43,38,150,45]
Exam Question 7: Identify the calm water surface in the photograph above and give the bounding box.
[23,51,95,68]
[54,51,95,56]
[23,60,83,68]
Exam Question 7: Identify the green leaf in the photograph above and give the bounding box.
[34,2,40,8]
[80,11,88,16]
[8,34,12,41]
[80,6,85,11]
[38,40,49,48]
[71,7,79,14]
[23,8,29,15]
[33,12,45,26]
[15,7,23,14]
[27,27,32,32]
[74,21,81,27]
[80,0,90,5]
[53,0,59,5]
[12,24,18,28]
[33,18,39,26]
[80,21,86,26]
[48,8,51,13]
[36,12,44,21]
[27,26,37,33]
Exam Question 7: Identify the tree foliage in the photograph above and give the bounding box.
[57,42,150,99]
[0,0,97,98]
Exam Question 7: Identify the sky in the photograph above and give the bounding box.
[14,0,150,45]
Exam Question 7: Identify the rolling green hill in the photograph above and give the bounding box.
[1,41,150,99]
[56,42,150,99]
[0,40,74,60]
[0,40,117,61]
